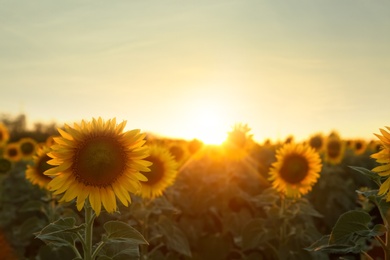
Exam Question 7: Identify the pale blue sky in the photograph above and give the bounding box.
[1,0,390,143]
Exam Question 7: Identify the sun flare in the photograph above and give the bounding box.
[188,100,228,145]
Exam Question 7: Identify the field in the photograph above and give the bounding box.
[0,114,386,260]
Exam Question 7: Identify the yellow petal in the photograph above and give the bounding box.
[89,187,102,216]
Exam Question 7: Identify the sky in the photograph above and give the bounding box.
[1,0,390,144]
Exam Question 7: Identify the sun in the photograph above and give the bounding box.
[188,100,228,145]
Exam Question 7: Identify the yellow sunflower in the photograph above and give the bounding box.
[18,137,38,160]
[0,123,10,147]
[25,145,54,189]
[351,138,367,155]
[3,142,22,162]
[269,143,322,198]
[138,145,178,199]
[371,127,390,200]
[44,117,151,216]
[324,132,345,165]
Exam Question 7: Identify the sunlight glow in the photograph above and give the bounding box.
[187,99,229,145]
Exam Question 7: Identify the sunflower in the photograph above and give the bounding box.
[222,123,255,161]
[269,143,322,198]
[371,127,390,200]
[44,117,151,216]
[138,145,178,199]
[308,133,324,152]
[323,132,345,165]
[0,123,10,147]
[351,138,367,155]
[25,145,54,189]
[3,142,22,162]
[18,137,38,160]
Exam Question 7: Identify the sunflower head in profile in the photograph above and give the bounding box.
[3,142,22,162]
[222,123,254,161]
[0,123,10,147]
[371,127,390,201]
[18,137,38,160]
[324,132,345,165]
[26,145,54,189]
[269,143,322,199]
[44,117,151,216]
[138,145,178,199]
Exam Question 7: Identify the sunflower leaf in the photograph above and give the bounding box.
[348,166,381,187]
[329,210,373,244]
[96,241,140,260]
[242,218,275,250]
[35,217,83,247]
[103,221,148,245]
[305,235,367,254]
[157,215,192,257]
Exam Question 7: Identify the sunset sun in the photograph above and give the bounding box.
[187,99,229,145]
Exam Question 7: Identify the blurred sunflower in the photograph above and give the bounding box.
[324,132,345,165]
[223,123,254,161]
[0,123,10,147]
[138,145,178,199]
[371,127,390,201]
[169,142,189,166]
[308,133,324,152]
[25,145,53,189]
[3,142,21,162]
[269,143,322,198]
[0,158,12,174]
[351,139,367,155]
[44,117,151,216]
[18,137,38,160]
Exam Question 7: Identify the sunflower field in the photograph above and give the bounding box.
[0,114,388,260]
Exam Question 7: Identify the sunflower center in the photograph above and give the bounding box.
[143,156,164,185]
[327,140,341,158]
[309,137,323,150]
[20,142,35,156]
[279,154,309,184]
[355,142,362,150]
[73,136,126,187]
[7,148,18,157]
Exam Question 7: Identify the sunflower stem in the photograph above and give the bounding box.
[84,200,95,260]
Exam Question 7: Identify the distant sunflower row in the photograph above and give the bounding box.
[0,118,385,216]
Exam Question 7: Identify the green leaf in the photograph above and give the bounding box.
[35,217,82,247]
[306,235,366,254]
[157,215,192,257]
[329,210,371,244]
[103,221,148,245]
[97,241,140,260]
[349,166,381,186]
[242,218,274,250]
